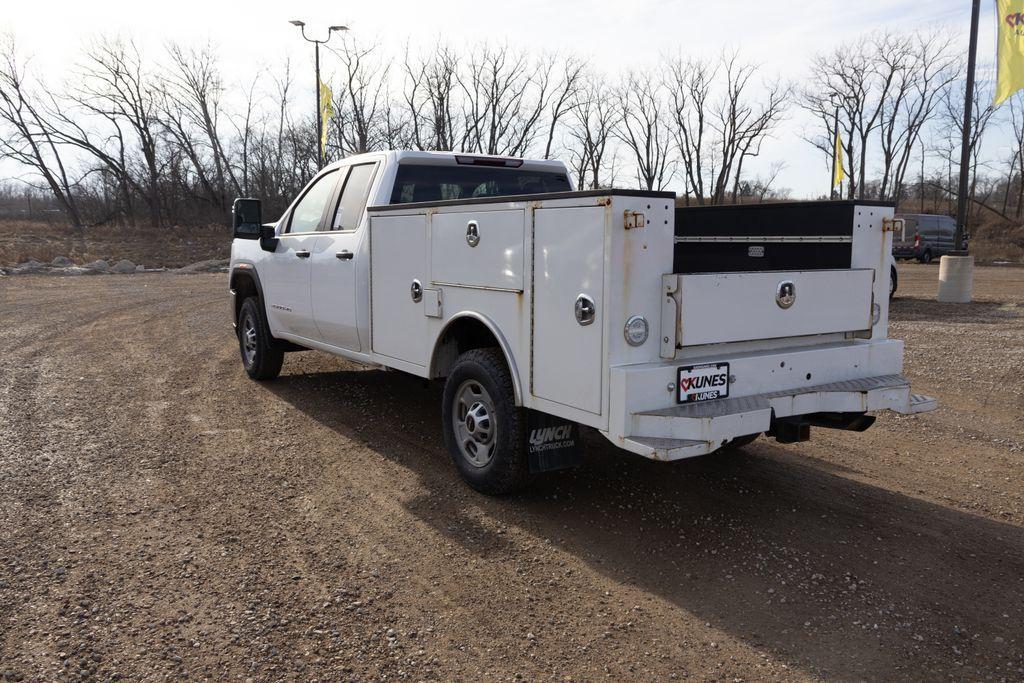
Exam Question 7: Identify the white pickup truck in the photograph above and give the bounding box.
[229,150,935,494]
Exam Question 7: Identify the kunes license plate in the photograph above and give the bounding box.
[677,362,730,404]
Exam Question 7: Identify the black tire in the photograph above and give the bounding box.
[721,433,759,451]
[237,296,284,381]
[890,265,898,300]
[442,348,528,495]
[919,249,933,264]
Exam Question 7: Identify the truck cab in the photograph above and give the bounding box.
[229,151,935,495]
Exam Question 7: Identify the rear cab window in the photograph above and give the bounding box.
[390,164,571,204]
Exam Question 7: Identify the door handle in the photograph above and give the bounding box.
[335,250,354,261]
[574,294,596,326]
[295,250,311,259]
[466,220,480,247]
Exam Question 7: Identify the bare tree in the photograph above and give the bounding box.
[875,31,958,202]
[616,71,673,191]
[403,43,460,151]
[1007,93,1024,218]
[801,34,907,200]
[327,37,392,157]
[665,56,714,203]
[48,38,163,226]
[937,71,997,223]
[161,42,242,215]
[0,37,83,228]
[665,52,787,204]
[458,44,552,156]
[542,56,585,159]
[564,77,617,189]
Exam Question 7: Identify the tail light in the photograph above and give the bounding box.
[914,233,921,248]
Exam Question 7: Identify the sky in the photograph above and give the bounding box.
[0,0,1004,198]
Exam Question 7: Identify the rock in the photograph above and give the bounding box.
[83,259,110,272]
[135,265,145,272]
[51,255,73,267]
[174,259,229,274]
[13,259,46,274]
[110,259,136,274]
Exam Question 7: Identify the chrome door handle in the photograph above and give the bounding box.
[336,250,354,261]
[466,220,480,247]
[574,294,596,326]
[410,279,423,302]
[295,250,311,259]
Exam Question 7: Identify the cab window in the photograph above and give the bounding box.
[330,163,377,231]
[287,170,338,233]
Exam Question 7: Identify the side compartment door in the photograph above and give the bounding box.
[310,162,379,351]
[370,214,430,368]
[532,206,605,415]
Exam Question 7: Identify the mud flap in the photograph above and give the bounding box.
[526,411,582,473]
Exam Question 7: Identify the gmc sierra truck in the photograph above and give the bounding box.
[229,150,935,494]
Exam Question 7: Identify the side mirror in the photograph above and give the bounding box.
[232,198,262,239]
[259,224,279,253]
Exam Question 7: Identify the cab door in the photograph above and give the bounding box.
[310,162,379,352]
[259,169,340,340]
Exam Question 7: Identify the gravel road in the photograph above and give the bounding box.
[1,263,1021,681]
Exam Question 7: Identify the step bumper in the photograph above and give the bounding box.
[610,374,935,461]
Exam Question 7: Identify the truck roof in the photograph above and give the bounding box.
[325,150,569,175]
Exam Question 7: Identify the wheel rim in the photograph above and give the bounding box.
[241,312,257,366]
[452,379,497,468]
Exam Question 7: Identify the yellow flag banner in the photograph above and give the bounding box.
[319,78,334,154]
[833,129,846,189]
[996,0,1024,105]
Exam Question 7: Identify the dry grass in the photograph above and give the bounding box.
[0,220,229,268]
[968,219,1024,263]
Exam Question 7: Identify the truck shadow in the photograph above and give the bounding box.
[265,362,1022,680]
[890,297,1020,324]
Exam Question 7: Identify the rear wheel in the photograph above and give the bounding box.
[890,265,898,299]
[919,249,933,264]
[237,297,284,381]
[442,348,528,495]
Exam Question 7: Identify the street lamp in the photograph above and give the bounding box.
[289,19,348,170]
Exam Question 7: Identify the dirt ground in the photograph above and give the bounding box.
[0,262,1021,681]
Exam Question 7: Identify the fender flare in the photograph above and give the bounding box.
[430,311,524,406]
[229,262,268,321]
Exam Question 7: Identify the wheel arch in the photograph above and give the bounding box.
[430,312,524,406]
[229,264,265,324]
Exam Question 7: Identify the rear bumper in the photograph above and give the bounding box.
[893,247,921,259]
[604,340,937,461]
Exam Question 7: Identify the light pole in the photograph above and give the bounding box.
[828,94,841,200]
[289,19,348,170]
[953,0,980,255]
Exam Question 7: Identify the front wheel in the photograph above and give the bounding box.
[890,266,898,299]
[442,348,528,495]
[237,297,284,381]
